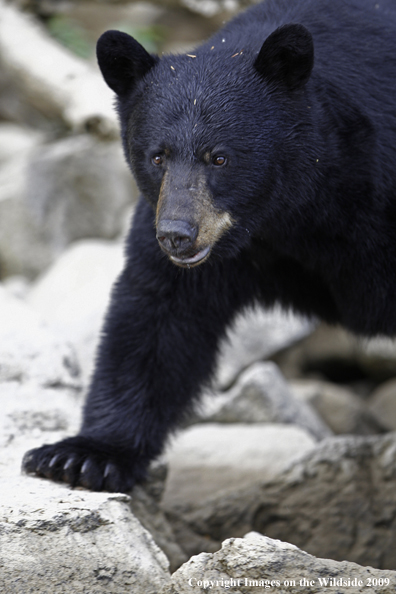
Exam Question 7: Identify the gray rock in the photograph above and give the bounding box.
[0,134,136,279]
[0,286,81,390]
[173,433,396,569]
[0,153,48,277]
[368,378,396,431]
[163,423,315,506]
[129,481,188,572]
[0,123,45,164]
[0,373,183,582]
[358,336,396,381]
[198,363,332,440]
[0,54,55,129]
[0,0,118,135]
[25,135,135,244]
[166,532,396,594]
[215,306,314,390]
[0,382,81,449]
[0,123,47,277]
[2,274,30,300]
[127,458,188,572]
[162,423,316,556]
[291,378,384,435]
[272,322,359,380]
[274,322,396,384]
[27,239,125,384]
[0,477,171,594]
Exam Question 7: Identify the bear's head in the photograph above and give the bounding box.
[97,24,314,267]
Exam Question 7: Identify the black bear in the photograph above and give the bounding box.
[23,0,396,492]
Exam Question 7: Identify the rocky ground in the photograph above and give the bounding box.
[2,240,396,592]
[2,1,396,592]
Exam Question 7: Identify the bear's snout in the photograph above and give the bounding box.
[156,217,213,267]
[155,170,234,267]
[156,219,198,255]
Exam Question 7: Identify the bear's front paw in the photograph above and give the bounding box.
[22,436,145,493]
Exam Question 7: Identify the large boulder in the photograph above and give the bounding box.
[162,423,316,557]
[163,423,316,505]
[196,362,332,440]
[291,378,384,435]
[0,285,80,389]
[166,532,396,594]
[167,433,396,569]
[0,477,171,594]
[0,132,135,279]
[26,239,125,383]
[274,322,396,384]
[368,378,396,432]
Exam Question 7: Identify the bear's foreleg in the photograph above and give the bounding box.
[23,200,256,492]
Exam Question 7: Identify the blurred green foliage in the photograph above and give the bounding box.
[111,23,167,54]
[46,16,167,59]
[46,16,92,59]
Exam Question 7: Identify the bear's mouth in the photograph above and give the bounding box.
[170,246,211,268]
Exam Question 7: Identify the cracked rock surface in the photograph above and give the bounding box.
[0,478,171,594]
[165,433,396,570]
[165,532,396,594]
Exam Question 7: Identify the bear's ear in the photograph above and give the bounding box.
[96,30,158,97]
[254,24,314,90]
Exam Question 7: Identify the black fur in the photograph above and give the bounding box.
[23,0,396,492]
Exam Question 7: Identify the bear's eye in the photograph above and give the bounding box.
[212,155,227,167]
[151,154,164,166]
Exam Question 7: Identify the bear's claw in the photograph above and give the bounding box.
[22,436,137,493]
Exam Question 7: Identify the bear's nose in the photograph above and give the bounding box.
[157,220,198,253]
